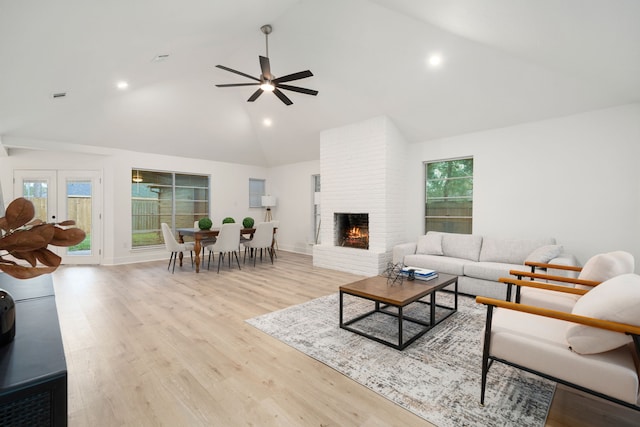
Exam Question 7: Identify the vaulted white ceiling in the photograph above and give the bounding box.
[1,0,639,167]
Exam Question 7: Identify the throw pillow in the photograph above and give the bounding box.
[576,251,635,289]
[416,232,443,255]
[525,245,563,264]
[566,273,640,354]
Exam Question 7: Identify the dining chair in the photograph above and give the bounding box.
[243,222,275,266]
[206,222,241,273]
[194,220,216,257]
[161,223,195,273]
[270,220,279,259]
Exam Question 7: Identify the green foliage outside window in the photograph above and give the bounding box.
[425,158,473,234]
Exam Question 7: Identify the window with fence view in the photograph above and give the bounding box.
[425,157,473,234]
[132,170,209,248]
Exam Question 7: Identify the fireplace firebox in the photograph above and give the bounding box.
[334,213,369,249]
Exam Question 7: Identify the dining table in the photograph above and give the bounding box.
[177,227,275,273]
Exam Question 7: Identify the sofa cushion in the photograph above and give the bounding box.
[519,287,580,312]
[566,273,640,355]
[479,237,555,265]
[525,244,563,264]
[416,231,443,255]
[403,254,469,276]
[464,262,523,282]
[576,251,635,290]
[441,233,483,262]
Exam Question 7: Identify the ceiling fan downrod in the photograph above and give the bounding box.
[261,24,272,58]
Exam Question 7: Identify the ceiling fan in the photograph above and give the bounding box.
[215,24,318,106]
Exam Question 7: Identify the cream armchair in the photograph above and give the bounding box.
[476,273,640,411]
[503,251,635,312]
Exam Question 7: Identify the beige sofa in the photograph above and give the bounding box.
[392,231,578,299]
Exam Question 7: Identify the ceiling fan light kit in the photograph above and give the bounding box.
[215,24,318,106]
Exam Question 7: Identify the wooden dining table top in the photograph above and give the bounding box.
[177,227,257,237]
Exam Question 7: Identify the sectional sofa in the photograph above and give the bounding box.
[392,231,578,299]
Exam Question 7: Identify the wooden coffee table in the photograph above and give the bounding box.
[339,273,458,350]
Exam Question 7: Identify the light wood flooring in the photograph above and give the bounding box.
[51,252,640,426]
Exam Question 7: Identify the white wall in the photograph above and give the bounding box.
[269,160,320,255]
[404,103,640,268]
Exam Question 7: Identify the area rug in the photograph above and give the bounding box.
[246,291,555,427]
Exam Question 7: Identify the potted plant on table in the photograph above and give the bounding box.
[198,217,213,230]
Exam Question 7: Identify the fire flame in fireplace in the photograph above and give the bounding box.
[347,227,367,239]
[342,225,369,249]
[334,213,369,249]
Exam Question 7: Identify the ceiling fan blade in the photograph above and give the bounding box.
[215,83,261,87]
[247,88,264,102]
[273,88,293,106]
[276,84,318,96]
[272,70,313,84]
[259,56,273,80]
[215,65,260,82]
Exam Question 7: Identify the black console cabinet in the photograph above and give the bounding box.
[0,274,67,426]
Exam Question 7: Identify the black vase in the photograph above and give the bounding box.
[0,288,16,346]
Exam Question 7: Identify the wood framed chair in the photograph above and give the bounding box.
[477,273,640,412]
[502,251,635,312]
[161,223,194,273]
[205,222,241,273]
[243,222,274,266]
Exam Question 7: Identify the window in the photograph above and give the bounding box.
[425,157,473,234]
[132,169,209,248]
[249,178,265,208]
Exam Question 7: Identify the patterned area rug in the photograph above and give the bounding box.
[246,291,555,427]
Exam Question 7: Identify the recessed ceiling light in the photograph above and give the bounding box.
[116,81,129,90]
[427,54,443,68]
[263,118,272,127]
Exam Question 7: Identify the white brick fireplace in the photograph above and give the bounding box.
[313,116,408,276]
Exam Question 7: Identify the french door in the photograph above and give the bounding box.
[14,170,102,264]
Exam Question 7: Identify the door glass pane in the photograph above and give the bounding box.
[66,180,92,255]
[22,180,48,221]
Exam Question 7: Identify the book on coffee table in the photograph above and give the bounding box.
[400,266,438,281]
